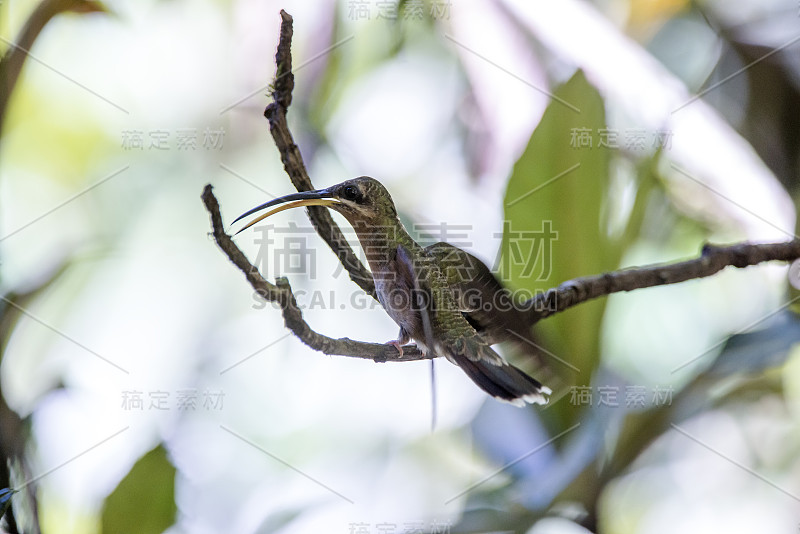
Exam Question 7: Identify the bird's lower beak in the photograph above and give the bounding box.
[231,189,340,235]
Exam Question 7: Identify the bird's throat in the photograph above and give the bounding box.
[349,218,418,273]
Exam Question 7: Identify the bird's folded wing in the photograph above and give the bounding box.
[396,244,504,365]
[397,245,550,405]
[425,242,533,346]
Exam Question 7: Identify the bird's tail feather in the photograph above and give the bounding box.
[452,354,551,406]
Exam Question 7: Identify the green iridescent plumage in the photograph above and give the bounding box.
[234,176,551,406]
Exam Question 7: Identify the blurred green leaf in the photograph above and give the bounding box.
[101,445,176,534]
[619,151,661,249]
[500,71,617,393]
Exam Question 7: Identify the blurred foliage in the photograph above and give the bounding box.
[453,6,800,529]
[501,71,618,401]
[0,263,70,534]
[2,1,800,533]
[99,445,176,534]
[0,2,133,533]
[0,489,15,521]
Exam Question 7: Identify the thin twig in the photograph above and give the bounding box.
[263,10,376,298]
[527,241,800,323]
[202,185,424,362]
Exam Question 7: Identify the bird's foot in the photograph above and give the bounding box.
[385,339,405,357]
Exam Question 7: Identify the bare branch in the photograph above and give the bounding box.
[202,185,425,363]
[263,10,376,298]
[527,241,800,323]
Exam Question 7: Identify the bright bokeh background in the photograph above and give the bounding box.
[1,0,800,533]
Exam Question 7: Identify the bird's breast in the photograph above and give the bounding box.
[375,275,420,331]
[370,255,428,340]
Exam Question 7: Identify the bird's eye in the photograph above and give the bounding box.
[341,185,360,202]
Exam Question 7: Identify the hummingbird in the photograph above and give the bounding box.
[232,177,552,406]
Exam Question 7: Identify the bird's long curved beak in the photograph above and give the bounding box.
[231,189,340,235]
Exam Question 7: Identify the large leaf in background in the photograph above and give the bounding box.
[101,445,176,534]
[500,71,618,395]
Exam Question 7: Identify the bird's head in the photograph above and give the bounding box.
[232,176,398,234]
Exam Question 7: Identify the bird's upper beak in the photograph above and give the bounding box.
[231,188,340,234]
